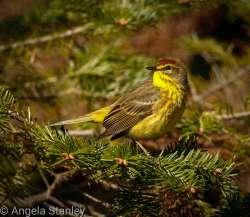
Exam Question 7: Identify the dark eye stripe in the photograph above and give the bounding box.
[165,65,171,70]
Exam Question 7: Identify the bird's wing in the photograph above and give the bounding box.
[101,80,160,137]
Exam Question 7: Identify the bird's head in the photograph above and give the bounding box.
[146,58,187,90]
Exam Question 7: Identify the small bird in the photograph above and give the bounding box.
[52,58,188,142]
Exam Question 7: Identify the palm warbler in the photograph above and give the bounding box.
[52,58,188,141]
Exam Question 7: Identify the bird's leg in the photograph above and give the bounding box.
[159,147,165,157]
[131,138,150,156]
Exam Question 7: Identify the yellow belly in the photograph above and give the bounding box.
[128,102,185,139]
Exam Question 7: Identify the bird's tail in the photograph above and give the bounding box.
[50,106,112,126]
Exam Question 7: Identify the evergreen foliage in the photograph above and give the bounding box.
[0,0,249,216]
[0,87,246,216]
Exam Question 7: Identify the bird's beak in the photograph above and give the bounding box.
[146,66,155,70]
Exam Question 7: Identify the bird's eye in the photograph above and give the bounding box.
[165,65,172,70]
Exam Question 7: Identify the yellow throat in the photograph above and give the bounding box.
[152,70,184,105]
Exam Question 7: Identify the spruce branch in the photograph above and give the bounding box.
[163,135,200,155]
[0,87,240,216]
[0,88,15,134]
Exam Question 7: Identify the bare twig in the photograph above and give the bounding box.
[82,192,111,208]
[16,169,78,207]
[66,200,86,209]
[38,167,50,188]
[188,75,200,102]
[0,23,93,52]
[99,179,121,191]
[68,129,97,137]
[88,206,106,217]
[48,196,65,208]
[217,111,250,120]
[193,68,248,102]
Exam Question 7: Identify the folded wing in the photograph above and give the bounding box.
[101,80,160,138]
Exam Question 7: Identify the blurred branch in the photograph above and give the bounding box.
[19,87,113,101]
[0,23,93,52]
[82,192,111,208]
[68,129,96,137]
[188,75,200,102]
[99,180,121,191]
[193,68,248,102]
[217,111,250,120]
[16,169,78,207]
